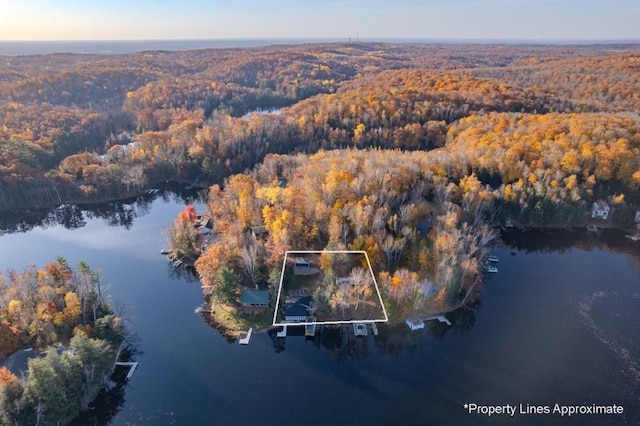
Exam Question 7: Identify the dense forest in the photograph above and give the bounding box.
[0,259,126,424]
[2,41,640,328]
[1,43,639,211]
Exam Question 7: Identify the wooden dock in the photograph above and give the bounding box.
[423,315,452,326]
[276,325,287,337]
[115,361,138,380]
[238,328,253,345]
[305,319,316,337]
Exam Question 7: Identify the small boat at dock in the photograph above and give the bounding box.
[488,255,499,263]
[625,234,640,242]
[485,265,498,273]
[161,248,171,255]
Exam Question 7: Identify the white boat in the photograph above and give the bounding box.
[625,234,640,242]
[488,255,499,263]
[353,323,368,336]
[486,265,498,273]
[161,248,171,255]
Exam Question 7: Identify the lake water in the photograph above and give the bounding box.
[1,195,639,425]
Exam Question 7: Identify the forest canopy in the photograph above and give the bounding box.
[1,42,639,211]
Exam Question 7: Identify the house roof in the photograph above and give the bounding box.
[285,296,311,318]
[592,201,610,210]
[240,289,270,305]
[1,348,43,377]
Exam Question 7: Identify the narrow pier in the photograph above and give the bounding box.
[238,328,253,345]
[423,315,452,326]
[115,361,138,380]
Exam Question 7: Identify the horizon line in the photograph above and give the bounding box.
[2,37,640,44]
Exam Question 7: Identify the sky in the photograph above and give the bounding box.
[0,0,638,41]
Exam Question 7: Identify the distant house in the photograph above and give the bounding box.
[418,281,438,299]
[1,348,44,377]
[197,216,212,230]
[240,289,270,311]
[592,201,611,220]
[336,277,355,286]
[415,219,432,237]
[285,296,311,322]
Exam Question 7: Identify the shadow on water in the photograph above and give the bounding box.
[265,301,479,360]
[0,182,201,235]
[501,228,640,257]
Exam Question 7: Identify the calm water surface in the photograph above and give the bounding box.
[1,196,639,425]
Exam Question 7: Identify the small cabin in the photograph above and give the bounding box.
[240,289,269,312]
[591,202,610,220]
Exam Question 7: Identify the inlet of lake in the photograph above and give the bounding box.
[1,192,638,425]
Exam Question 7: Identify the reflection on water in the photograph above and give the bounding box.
[2,195,640,425]
[0,182,201,235]
[502,228,640,256]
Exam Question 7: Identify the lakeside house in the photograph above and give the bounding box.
[1,348,43,377]
[591,201,610,220]
[240,289,270,313]
[285,296,312,322]
[1,345,66,378]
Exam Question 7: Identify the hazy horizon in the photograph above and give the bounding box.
[2,37,638,57]
[1,0,638,42]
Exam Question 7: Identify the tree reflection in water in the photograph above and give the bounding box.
[263,302,479,360]
[0,182,201,235]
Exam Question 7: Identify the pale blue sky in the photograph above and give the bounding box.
[0,0,638,41]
